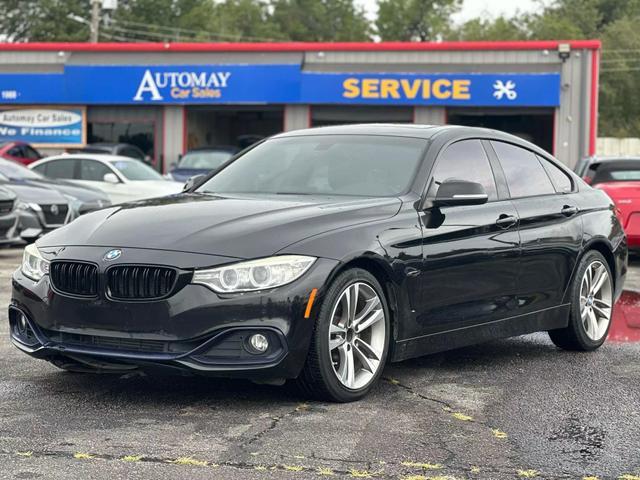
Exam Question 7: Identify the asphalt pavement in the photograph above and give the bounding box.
[1,247,639,480]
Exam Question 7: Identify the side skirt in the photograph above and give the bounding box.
[390,304,570,362]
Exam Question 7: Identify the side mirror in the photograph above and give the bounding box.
[183,174,206,192]
[103,173,120,184]
[428,179,488,208]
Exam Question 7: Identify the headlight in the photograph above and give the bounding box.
[192,255,316,293]
[16,201,33,211]
[21,243,49,281]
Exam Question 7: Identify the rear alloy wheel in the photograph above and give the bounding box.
[549,251,613,351]
[296,269,390,402]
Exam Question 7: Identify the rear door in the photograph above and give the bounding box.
[489,141,583,314]
[414,139,521,337]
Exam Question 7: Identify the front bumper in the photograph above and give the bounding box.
[10,247,337,380]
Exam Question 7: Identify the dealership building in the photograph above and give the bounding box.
[0,40,599,171]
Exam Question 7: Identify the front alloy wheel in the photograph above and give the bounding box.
[296,268,390,402]
[328,282,386,390]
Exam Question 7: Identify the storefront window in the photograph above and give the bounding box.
[311,106,413,127]
[88,122,155,160]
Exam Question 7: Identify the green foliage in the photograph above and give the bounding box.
[270,0,372,41]
[0,0,91,42]
[599,17,640,136]
[376,0,462,41]
[448,16,526,41]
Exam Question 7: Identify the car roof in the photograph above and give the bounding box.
[84,143,133,148]
[186,146,238,153]
[33,154,137,164]
[274,123,443,139]
[273,124,554,159]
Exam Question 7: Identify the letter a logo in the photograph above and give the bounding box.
[133,70,163,101]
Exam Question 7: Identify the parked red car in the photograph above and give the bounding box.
[584,159,640,250]
[0,141,42,166]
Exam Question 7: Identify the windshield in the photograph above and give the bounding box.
[196,135,426,197]
[0,160,43,180]
[109,160,164,181]
[179,150,234,170]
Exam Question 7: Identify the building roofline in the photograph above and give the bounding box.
[0,40,601,53]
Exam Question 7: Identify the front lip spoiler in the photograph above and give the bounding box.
[9,305,289,371]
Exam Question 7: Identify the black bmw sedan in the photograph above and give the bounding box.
[9,125,627,402]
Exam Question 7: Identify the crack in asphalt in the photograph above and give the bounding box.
[1,448,588,479]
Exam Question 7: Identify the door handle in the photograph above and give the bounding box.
[496,214,518,229]
[561,205,579,217]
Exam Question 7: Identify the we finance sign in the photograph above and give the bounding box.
[0,107,85,146]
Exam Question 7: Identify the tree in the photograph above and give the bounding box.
[448,16,526,41]
[376,0,461,41]
[270,0,372,41]
[0,0,91,42]
[599,16,640,137]
[109,0,218,42]
[211,0,284,41]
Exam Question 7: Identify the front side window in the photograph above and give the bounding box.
[80,160,113,181]
[428,139,498,201]
[197,135,427,197]
[491,141,555,198]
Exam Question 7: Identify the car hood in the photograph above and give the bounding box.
[38,193,402,259]
[2,182,67,204]
[14,178,110,203]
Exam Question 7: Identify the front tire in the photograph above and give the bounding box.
[296,268,390,402]
[548,250,614,351]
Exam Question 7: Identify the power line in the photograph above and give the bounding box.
[111,18,279,42]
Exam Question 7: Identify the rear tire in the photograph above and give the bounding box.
[296,268,390,402]
[548,250,614,351]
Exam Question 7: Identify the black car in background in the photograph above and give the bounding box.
[167,146,238,182]
[0,158,111,216]
[10,125,627,402]
[72,143,148,163]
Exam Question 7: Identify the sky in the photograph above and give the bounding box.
[357,0,544,24]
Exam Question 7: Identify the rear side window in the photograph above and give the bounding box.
[429,139,498,201]
[38,159,76,179]
[538,156,573,193]
[491,141,555,198]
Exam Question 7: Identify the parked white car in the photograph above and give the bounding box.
[29,154,183,204]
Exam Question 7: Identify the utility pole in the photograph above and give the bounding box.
[89,0,101,43]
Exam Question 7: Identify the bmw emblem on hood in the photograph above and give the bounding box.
[103,249,122,261]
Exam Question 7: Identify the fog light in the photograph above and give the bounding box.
[248,333,269,354]
[17,313,27,334]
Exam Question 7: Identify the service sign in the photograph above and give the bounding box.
[0,107,85,146]
[300,72,561,106]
